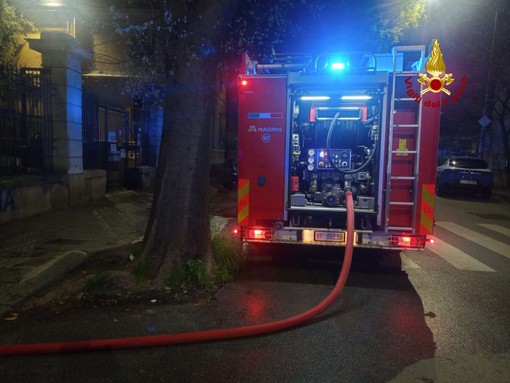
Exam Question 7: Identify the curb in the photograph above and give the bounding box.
[0,216,236,318]
[0,250,89,317]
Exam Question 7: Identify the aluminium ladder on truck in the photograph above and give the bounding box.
[385,45,426,234]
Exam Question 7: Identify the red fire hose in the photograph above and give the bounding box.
[0,191,354,357]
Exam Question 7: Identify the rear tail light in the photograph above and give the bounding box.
[246,228,272,240]
[389,235,426,248]
[401,236,412,245]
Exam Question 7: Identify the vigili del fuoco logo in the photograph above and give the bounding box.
[405,39,467,108]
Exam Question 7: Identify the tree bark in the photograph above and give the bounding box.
[142,0,238,287]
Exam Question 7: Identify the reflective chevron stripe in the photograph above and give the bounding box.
[238,179,250,226]
[420,184,435,235]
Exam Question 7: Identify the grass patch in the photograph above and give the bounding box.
[211,229,243,285]
[132,261,151,281]
[186,259,214,289]
[164,225,243,291]
[165,268,188,290]
[165,259,214,290]
[83,272,109,294]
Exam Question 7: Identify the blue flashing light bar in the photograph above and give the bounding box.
[331,62,346,71]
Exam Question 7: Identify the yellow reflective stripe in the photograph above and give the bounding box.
[238,179,249,225]
[238,204,249,225]
[238,179,249,199]
[420,184,435,234]
[422,183,435,207]
[420,213,433,234]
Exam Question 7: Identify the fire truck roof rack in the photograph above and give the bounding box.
[272,52,313,65]
[256,52,313,73]
[241,51,379,75]
[241,52,312,74]
[314,52,377,73]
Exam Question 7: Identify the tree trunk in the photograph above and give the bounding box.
[142,0,238,287]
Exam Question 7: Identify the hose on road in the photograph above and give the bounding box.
[0,191,355,356]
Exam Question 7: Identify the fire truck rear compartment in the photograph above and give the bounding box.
[288,86,383,222]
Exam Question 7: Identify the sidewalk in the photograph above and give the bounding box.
[0,186,237,317]
[0,183,507,317]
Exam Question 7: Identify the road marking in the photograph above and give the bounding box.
[436,221,510,260]
[425,236,495,272]
[400,252,421,269]
[478,223,510,238]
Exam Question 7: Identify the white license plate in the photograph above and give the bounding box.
[314,231,345,242]
[460,180,477,185]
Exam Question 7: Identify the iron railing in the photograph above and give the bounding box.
[0,66,53,175]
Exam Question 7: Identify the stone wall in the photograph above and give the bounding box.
[0,170,106,224]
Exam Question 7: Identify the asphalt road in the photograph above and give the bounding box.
[1,193,509,382]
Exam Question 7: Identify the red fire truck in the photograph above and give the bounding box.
[237,45,442,250]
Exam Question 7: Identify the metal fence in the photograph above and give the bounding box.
[0,66,53,175]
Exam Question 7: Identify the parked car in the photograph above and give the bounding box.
[436,156,493,199]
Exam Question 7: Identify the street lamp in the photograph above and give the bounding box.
[38,0,75,37]
[40,0,67,6]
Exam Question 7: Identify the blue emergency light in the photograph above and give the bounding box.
[329,56,349,71]
[331,62,346,71]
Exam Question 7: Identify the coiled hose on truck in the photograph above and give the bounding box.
[0,191,355,357]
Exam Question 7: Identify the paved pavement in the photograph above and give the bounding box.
[0,186,237,317]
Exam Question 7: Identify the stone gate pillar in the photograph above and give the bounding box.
[28,31,91,174]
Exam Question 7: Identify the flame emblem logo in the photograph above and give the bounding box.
[418,39,454,95]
